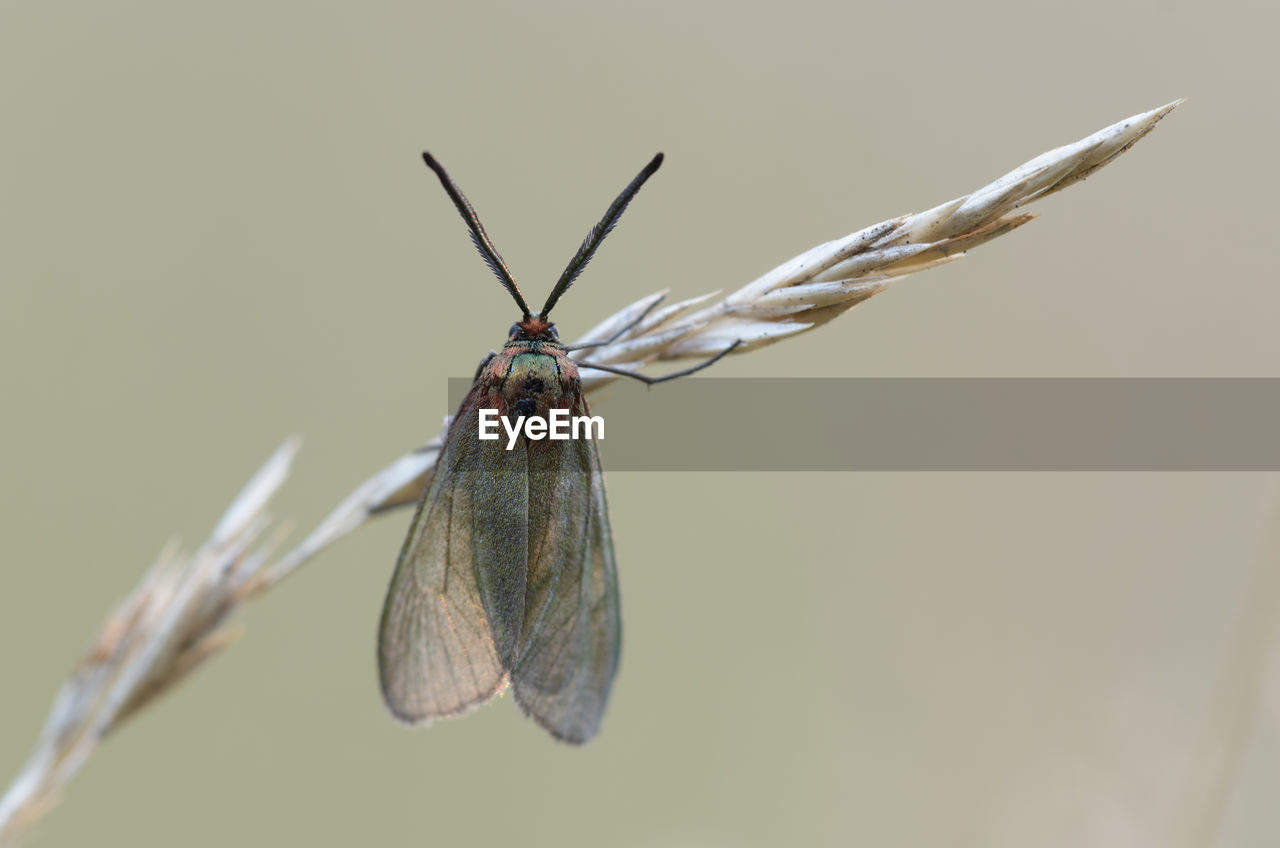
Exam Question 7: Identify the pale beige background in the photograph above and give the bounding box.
[0,1,1274,846]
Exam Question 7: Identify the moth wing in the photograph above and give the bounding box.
[512,411,621,744]
[377,396,529,722]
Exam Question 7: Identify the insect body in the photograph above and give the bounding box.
[378,152,735,743]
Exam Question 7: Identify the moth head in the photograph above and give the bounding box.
[509,318,558,342]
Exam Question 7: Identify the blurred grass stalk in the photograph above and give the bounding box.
[0,101,1181,846]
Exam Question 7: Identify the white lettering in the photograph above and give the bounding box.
[478,410,606,450]
[573,415,604,441]
[501,414,525,451]
[549,408,570,439]
[478,408,499,440]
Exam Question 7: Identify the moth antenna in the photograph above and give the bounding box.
[540,152,664,319]
[422,152,532,319]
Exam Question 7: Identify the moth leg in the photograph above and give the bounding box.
[563,298,664,353]
[575,340,742,386]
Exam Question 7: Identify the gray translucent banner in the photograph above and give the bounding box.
[447,378,1280,471]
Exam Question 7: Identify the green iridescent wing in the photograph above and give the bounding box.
[379,385,620,742]
[512,398,621,744]
[377,393,526,723]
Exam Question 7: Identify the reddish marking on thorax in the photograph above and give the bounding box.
[518,316,553,336]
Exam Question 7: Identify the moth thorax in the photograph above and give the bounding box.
[505,353,562,406]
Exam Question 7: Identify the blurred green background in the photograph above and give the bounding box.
[1,1,1275,845]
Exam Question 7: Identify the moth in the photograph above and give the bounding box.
[378,152,738,743]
